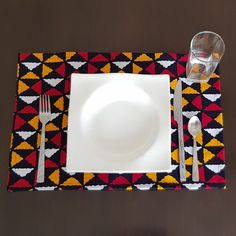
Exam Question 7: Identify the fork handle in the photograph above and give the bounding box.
[37,124,46,183]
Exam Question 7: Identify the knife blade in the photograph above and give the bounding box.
[174,79,186,182]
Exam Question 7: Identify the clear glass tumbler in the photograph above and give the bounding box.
[186,31,225,83]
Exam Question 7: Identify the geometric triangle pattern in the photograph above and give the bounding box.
[7,51,226,191]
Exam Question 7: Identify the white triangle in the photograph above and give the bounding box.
[183,183,203,190]
[167,165,178,173]
[16,131,36,140]
[22,62,41,71]
[62,167,76,176]
[113,61,131,69]
[12,168,34,177]
[203,94,221,102]
[85,185,106,190]
[181,77,193,86]
[19,96,38,104]
[35,186,57,191]
[44,78,63,87]
[157,60,175,68]
[182,111,200,119]
[66,95,70,99]
[45,148,59,158]
[68,61,86,69]
[171,128,177,135]
[205,128,223,137]
[170,93,174,100]
[50,113,61,121]
[135,183,154,190]
[206,164,225,173]
[185,146,202,155]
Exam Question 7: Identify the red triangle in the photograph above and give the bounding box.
[60,150,67,166]
[177,63,186,76]
[199,166,205,182]
[192,95,202,110]
[111,176,130,185]
[205,185,212,190]
[98,174,109,184]
[205,103,222,111]
[55,63,65,77]
[90,54,109,62]
[169,53,177,60]
[179,54,188,62]
[171,141,177,148]
[45,159,58,168]
[78,52,88,61]
[64,79,71,93]
[216,149,225,161]
[19,53,31,61]
[11,178,32,188]
[19,105,38,114]
[171,116,177,127]
[88,63,98,73]
[213,80,221,91]
[108,186,114,190]
[110,52,120,61]
[25,151,37,167]
[51,133,61,147]
[202,112,213,127]
[175,185,182,190]
[161,69,175,78]
[31,81,42,94]
[145,62,156,74]
[207,175,225,183]
[14,115,26,130]
[45,88,62,96]
[132,173,143,183]
[184,133,191,142]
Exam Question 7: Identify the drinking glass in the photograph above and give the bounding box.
[186,31,225,83]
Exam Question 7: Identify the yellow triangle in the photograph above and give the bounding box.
[170,78,178,90]
[100,63,111,73]
[185,157,193,165]
[11,151,23,167]
[66,52,76,61]
[196,131,203,145]
[201,82,211,93]
[42,64,53,77]
[215,113,223,126]
[160,175,179,184]
[171,149,179,163]
[45,54,64,63]
[37,134,48,148]
[182,86,199,94]
[17,63,19,78]
[126,186,133,190]
[62,114,68,129]
[134,53,153,61]
[18,80,29,94]
[211,72,220,78]
[170,104,174,111]
[21,71,39,79]
[146,173,157,182]
[10,134,13,149]
[182,97,189,108]
[49,169,60,185]
[46,123,59,131]
[118,70,125,73]
[132,63,143,73]
[157,185,165,190]
[28,116,39,130]
[61,177,81,186]
[54,97,64,111]
[123,52,132,60]
[155,53,163,60]
[33,53,43,62]
[83,173,95,184]
[203,148,215,163]
[186,170,191,179]
[206,138,224,147]
[15,141,34,150]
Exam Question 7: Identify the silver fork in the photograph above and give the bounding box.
[36,95,52,183]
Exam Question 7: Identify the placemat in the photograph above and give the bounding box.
[7,52,226,191]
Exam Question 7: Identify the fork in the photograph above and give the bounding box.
[36,95,52,183]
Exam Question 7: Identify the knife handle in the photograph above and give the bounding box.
[178,121,186,182]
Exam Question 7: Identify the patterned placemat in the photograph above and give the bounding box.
[7,52,226,191]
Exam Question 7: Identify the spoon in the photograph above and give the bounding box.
[188,116,202,182]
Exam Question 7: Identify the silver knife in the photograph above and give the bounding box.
[174,79,186,182]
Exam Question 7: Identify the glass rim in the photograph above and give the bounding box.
[190,31,225,63]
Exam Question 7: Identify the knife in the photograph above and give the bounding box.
[174,79,186,182]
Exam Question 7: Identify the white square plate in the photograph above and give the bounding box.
[66,73,171,173]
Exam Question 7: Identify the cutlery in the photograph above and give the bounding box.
[188,116,202,182]
[37,95,52,183]
[174,79,186,182]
